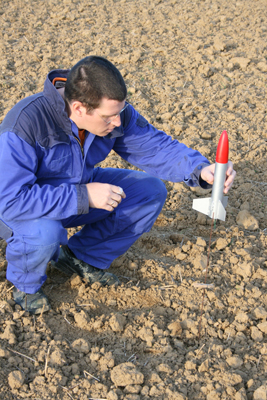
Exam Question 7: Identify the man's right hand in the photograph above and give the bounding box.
[86,182,126,211]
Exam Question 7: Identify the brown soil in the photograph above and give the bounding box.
[1,0,267,399]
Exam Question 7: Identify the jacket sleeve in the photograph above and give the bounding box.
[114,105,210,187]
[0,132,89,221]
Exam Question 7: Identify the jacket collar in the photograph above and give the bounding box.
[43,69,70,125]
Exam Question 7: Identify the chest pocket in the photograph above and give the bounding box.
[49,154,73,176]
[37,143,74,180]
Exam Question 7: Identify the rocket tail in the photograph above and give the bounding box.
[192,196,228,221]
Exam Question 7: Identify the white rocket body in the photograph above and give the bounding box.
[192,131,229,222]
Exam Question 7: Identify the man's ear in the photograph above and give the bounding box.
[70,101,87,117]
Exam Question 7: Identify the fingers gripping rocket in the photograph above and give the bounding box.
[193,131,229,221]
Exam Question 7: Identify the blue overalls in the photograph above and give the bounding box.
[0,69,210,294]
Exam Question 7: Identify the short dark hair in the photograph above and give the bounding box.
[64,56,127,111]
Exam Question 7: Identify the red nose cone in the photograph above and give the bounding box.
[216,130,229,164]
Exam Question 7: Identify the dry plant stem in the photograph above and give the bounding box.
[7,348,36,363]
[198,215,214,340]
[88,398,107,400]
[5,285,14,293]
[39,303,45,319]
[45,345,51,378]
[59,387,75,400]
[192,282,214,289]
[196,344,205,356]
[179,268,183,283]
[84,370,100,382]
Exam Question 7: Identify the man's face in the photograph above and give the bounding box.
[70,98,126,136]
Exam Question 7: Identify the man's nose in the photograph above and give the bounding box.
[112,114,121,127]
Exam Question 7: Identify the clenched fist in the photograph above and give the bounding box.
[86,182,126,211]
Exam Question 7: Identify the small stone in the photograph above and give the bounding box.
[32,376,46,386]
[156,363,173,373]
[235,387,247,400]
[185,360,197,370]
[124,393,140,399]
[196,213,207,225]
[128,261,138,271]
[167,321,182,336]
[200,131,212,140]
[257,62,267,72]
[198,64,214,77]
[107,390,119,400]
[199,359,209,372]
[260,344,267,355]
[181,319,196,331]
[0,325,16,345]
[71,338,90,353]
[213,38,226,52]
[148,372,162,383]
[254,307,267,319]
[196,237,206,247]
[216,238,229,250]
[74,310,89,329]
[257,322,267,334]
[50,348,66,366]
[128,87,136,94]
[161,112,172,121]
[110,362,144,386]
[235,312,249,324]
[109,313,126,332]
[107,299,117,306]
[70,274,83,288]
[236,210,259,230]
[0,348,10,358]
[251,326,263,342]
[193,254,208,270]
[8,370,25,389]
[236,263,252,278]
[175,251,187,261]
[124,384,142,394]
[227,372,243,385]
[253,384,267,400]
[207,390,221,400]
[230,57,251,69]
[137,327,153,346]
[226,356,243,368]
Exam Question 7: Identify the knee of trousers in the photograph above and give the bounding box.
[138,176,167,210]
[119,176,167,235]
[7,218,68,248]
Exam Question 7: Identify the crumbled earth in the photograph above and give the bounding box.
[1,0,267,399]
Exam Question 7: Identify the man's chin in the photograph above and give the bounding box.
[94,127,115,137]
[103,127,115,135]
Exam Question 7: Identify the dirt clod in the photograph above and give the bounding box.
[110,362,144,386]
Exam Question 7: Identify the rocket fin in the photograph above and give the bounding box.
[192,197,212,217]
[193,197,228,221]
[214,199,226,221]
[222,196,228,208]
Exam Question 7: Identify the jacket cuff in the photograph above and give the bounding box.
[191,162,213,189]
[76,184,89,214]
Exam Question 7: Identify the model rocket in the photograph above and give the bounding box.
[192,130,229,221]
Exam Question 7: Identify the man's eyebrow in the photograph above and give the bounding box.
[101,113,116,118]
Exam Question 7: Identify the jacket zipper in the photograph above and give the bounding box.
[74,136,84,157]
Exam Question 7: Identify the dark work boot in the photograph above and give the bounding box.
[13,287,51,314]
[52,245,119,286]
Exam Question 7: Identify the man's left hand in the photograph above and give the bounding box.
[201,161,236,194]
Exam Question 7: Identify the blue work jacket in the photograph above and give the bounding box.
[0,69,210,225]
